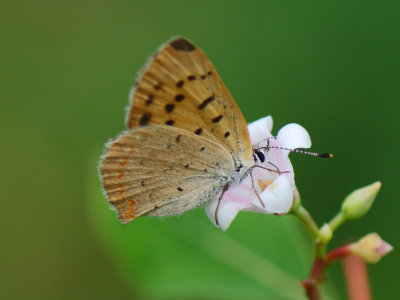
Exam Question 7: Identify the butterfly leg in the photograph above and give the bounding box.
[249,168,266,208]
[267,161,291,175]
[249,164,291,208]
[253,164,290,175]
[214,183,230,226]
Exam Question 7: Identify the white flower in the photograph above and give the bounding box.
[205,116,312,231]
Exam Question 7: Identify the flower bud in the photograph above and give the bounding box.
[341,181,381,220]
[319,223,333,244]
[349,233,393,263]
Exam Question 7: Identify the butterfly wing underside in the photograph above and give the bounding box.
[100,125,235,223]
[126,37,253,167]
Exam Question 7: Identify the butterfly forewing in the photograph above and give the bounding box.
[126,37,253,167]
[100,125,235,223]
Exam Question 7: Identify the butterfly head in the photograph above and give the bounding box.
[252,136,333,165]
[252,136,273,164]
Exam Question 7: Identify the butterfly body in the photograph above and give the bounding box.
[100,37,255,223]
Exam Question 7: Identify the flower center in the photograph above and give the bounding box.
[258,179,273,192]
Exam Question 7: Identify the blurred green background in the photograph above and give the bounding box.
[1,1,399,299]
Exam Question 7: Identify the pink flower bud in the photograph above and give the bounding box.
[349,233,393,263]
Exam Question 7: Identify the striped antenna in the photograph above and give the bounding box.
[266,145,333,158]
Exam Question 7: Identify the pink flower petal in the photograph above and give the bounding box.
[248,116,273,145]
[205,194,241,231]
[277,123,311,150]
[264,148,295,183]
[256,174,294,214]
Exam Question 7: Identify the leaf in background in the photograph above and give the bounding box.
[87,152,339,300]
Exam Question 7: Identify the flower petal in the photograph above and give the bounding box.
[277,123,311,150]
[205,177,256,231]
[205,197,240,231]
[253,174,294,214]
[248,116,273,145]
[264,148,295,183]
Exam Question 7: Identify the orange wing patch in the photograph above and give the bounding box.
[114,198,137,223]
[116,170,124,180]
[119,157,128,166]
[117,184,124,197]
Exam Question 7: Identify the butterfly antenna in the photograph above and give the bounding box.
[267,146,333,158]
[254,136,275,148]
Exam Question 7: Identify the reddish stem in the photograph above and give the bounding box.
[326,245,351,263]
[302,279,321,300]
[301,246,352,300]
[343,255,372,300]
[301,258,326,300]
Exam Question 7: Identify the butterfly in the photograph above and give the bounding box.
[99,37,279,224]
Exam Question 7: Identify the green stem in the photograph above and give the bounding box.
[329,212,346,232]
[294,199,354,299]
[291,205,320,240]
[315,243,327,259]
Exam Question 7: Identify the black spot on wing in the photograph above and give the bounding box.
[175,94,185,102]
[145,95,154,106]
[165,103,175,113]
[176,80,184,88]
[139,113,151,125]
[165,120,174,126]
[212,115,223,123]
[198,93,215,110]
[170,38,196,52]
[194,128,203,135]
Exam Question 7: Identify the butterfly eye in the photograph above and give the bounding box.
[254,149,265,163]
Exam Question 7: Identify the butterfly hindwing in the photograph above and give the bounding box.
[99,125,235,223]
[126,37,253,167]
